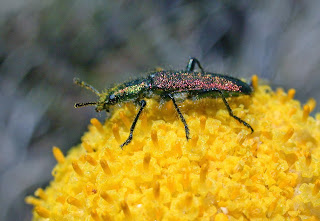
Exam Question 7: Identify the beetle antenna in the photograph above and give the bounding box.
[73,78,100,96]
[74,102,97,108]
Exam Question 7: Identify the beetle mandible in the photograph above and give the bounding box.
[74,58,254,148]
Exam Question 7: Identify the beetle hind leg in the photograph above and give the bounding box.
[218,91,254,133]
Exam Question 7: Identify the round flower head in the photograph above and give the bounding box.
[26,76,320,220]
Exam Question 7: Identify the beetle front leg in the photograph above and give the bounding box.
[168,94,190,140]
[120,100,146,148]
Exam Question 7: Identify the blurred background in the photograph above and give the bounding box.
[1,0,320,220]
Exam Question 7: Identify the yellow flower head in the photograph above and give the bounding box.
[26,76,320,220]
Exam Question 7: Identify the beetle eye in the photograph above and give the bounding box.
[108,94,117,104]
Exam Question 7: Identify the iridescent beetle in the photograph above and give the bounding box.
[74,58,253,148]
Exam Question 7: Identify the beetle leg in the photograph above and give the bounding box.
[120,100,147,148]
[186,57,205,73]
[217,90,254,133]
[168,94,190,140]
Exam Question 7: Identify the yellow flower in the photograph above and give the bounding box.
[26,76,320,220]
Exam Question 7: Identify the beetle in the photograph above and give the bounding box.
[74,58,253,148]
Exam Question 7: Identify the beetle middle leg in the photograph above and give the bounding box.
[186,57,205,72]
[217,90,254,133]
[120,100,146,148]
[168,94,190,140]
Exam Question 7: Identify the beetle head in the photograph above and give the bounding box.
[73,78,111,112]
[94,92,119,112]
